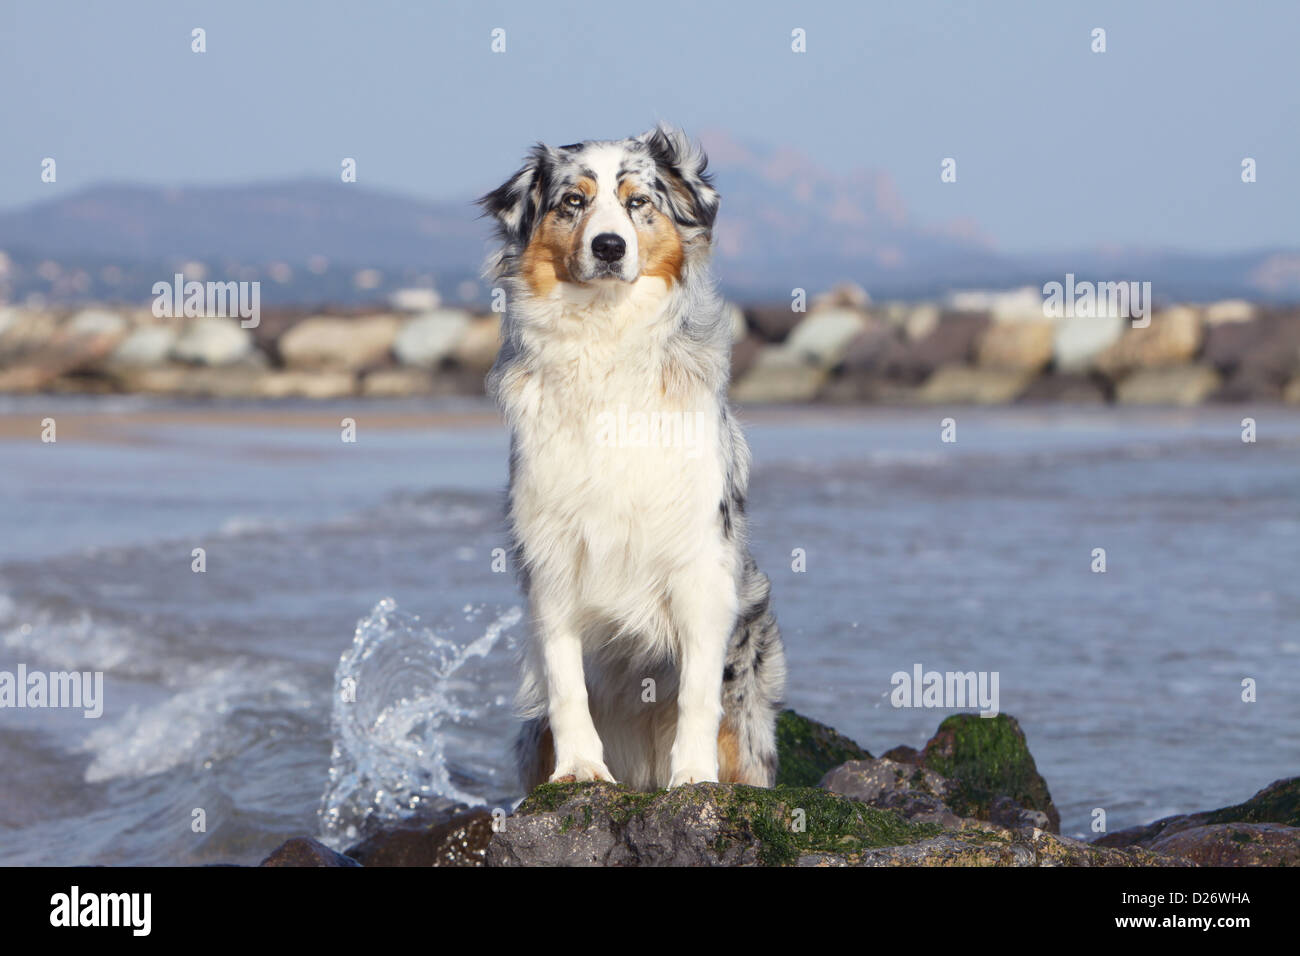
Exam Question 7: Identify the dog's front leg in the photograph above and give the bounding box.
[667,562,736,787]
[535,603,615,784]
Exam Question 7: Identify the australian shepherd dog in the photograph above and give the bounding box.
[479,125,786,791]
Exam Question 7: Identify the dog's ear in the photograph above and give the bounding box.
[637,125,719,234]
[478,144,556,247]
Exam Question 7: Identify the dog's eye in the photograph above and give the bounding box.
[628,195,650,210]
[563,193,584,209]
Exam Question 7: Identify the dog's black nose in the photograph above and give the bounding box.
[591,233,626,262]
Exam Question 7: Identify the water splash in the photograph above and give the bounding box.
[317,598,522,848]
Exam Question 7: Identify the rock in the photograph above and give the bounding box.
[345,809,494,867]
[822,324,916,402]
[990,288,1050,324]
[917,365,1036,404]
[837,323,907,375]
[171,317,254,366]
[897,312,990,381]
[919,713,1060,833]
[0,309,127,391]
[728,334,764,383]
[742,304,804,343]
[1206,775,1300,826]
[802,828,1185,867]
[111,363,270,398]
[0,309,59,356]
[1053,314,1126,373]
[360,367,437,397]
[783,308,867,367]
[730,348,829,403]
[724,302,748,344]
[392,309,472,367]
[254,370,356,399]
[817,374,919,405]
[67,309,127,339]
[902,304,941,342]
[1212,367,1286,402]
[1094,306,1203,376]
[451,315,502,373]
[259,837,360,867]
[812,282,871,311]
[976,320,1055,371]
[388,287,441,312]
[109,325,177,367]
[1148,823,1300,866]
[820,759,963,827]
[774,709,871,787]
[948,287,1044,324]
[1203,299,1256,324]
[278,315,401,370]
[881,745,921,764]
[1116,365,1221,405]
[1096,776,1300,850]
[1201,312,1300,388]
[246,309,306,359]
[486,780,1181,868]
[1016,373,1110,404]
[1202,316,1269,371]
[362,367,436,397]
[485,781,939,867]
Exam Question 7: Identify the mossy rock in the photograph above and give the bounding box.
[1098,776,1300,850]
[920,713,1059,833]
[775,709,872,787]
[1205,777,1300,828]
[496,780,939,866]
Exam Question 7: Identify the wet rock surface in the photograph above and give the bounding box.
[344,808,494,867]
[255,712,1293,866]
[259,837,360,867]
[1094,776,1300,865]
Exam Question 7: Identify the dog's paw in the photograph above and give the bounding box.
[549,758,616,784]
[668,766,718,788]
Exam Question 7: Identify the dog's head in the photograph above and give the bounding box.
[479,125,719,294]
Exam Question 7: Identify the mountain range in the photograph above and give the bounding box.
[2,132,1297,307]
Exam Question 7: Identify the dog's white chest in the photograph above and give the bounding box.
[505,322,725,596]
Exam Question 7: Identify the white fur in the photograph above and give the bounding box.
[500,277,734,786]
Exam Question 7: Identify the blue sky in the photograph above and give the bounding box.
[2,0,1297,254]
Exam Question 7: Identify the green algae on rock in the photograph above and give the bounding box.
[490,780,940,866]
[1204,777,1300,828]
[919,713,1060,833]
[1095,776,1300,864]
[774,709,872,787]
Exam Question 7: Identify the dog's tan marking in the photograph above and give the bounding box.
[521,209,578,296]
[640,212,684,284]
[620,177,685,284]
[717,720,744,784]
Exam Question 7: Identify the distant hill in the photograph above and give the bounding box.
[2,134,1297,307]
